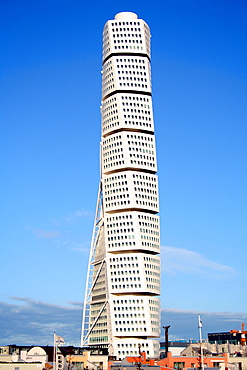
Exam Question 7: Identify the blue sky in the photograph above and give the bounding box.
[1,0,247,345]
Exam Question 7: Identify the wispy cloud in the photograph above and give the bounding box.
[161,308,247,341]
[65,209,93,222]
[25,226,61,239]
[52,209,93,226]
[161,246,235,277]
[26,208,93,249]
[57,240,90,253]
[33,229,61,239]
[69,243,90,253]
[0,297,246,345]
[0,297,82,345]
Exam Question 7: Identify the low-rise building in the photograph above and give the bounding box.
[0,362,43,370]
[157,351,228,370]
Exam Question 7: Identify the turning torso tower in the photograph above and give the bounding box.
[81,12,160,359]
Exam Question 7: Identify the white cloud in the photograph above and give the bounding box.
[57,240,90,253]
[33,229,61,239]
[1,297,246,345]
[64,209,93,223]
[26,226,61,239]
[51,209,93,226]
[0,297,82,345]
[162,307,247,318]
[161,245,235,277]
[161,308,247,340]
[70,245,90,253]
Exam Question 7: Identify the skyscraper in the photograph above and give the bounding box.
[81,12,160,359]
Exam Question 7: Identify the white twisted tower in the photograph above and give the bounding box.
[81,12,160,359]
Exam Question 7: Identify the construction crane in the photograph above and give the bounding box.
[230,323,247,345]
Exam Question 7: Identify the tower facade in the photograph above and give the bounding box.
[81,12,160,359]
